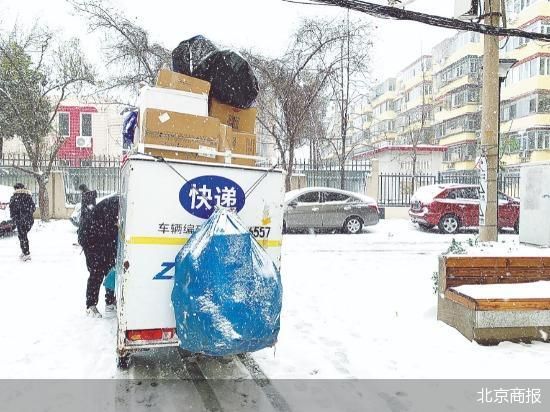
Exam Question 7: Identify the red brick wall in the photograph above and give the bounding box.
[57,105,98,163]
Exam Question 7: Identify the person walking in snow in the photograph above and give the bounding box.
[79,195,120,318]
[9,183,36,261]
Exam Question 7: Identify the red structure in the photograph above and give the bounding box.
[56,105,98,164]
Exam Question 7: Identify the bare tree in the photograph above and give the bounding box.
[310,14,373,189]
[246,18,353,190]
[397,57,433,192]
[0,24,94,219]
[68,0,170,101]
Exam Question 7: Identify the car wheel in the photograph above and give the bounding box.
[282,220,287,234]
[514,220,519,234]
[344,216,363,234]
[438,214,460,234]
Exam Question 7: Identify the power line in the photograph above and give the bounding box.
[307,0,550,41]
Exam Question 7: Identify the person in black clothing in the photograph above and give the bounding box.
[79,195,119,318]
[77,184,97,238]
[9,183,36,261]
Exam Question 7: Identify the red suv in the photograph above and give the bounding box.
[408,184,520,234]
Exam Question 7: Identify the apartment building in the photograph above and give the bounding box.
[500,0,550,168]
[358,0,550,172]
[394,55,435,146]
[368,78,398,147]
[432,31,483,171]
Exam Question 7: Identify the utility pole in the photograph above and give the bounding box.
[479,0,500,242]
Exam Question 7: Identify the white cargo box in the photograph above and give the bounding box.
[116,156,285,355]
[137,86,208,118]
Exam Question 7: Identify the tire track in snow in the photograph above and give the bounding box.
[237,353,293,412]
[176,351,292,412]
[179,353,224,412]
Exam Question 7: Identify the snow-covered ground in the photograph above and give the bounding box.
[1,219,550,380]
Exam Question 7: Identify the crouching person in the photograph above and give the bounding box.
[78,196,119,318]
[9,183,36,261]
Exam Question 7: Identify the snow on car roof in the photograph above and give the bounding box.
[411,183,479,204]
[284,187,376,204]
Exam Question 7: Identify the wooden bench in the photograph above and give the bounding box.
[437,256,550,345]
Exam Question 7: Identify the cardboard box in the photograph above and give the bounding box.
[143,147,221,164]
[156,68,210,95]
[219,127,257,167]
[138,86,208,122]
[209,98,257,134]
[231,131,257,158]
[141,109,220,156]
[218,124,233,153]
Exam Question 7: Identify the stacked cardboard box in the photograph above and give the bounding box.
[137,68,259,166]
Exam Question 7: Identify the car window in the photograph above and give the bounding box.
[296,192,320,203]
[498,192,509,201]
[446,189,459,199]
[462,187,479,199]
[323,192,349,203]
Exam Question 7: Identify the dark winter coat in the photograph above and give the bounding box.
[78,190,97,243]
[79,195,120,268]
[9,189,36,231]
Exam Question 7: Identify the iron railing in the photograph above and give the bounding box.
[0,154,121,205]
[292,159,371,194]
[378,171,521,207]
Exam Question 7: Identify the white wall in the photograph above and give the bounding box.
[91,105,124,156]
[2,103,124,157]
[378,150,444,175]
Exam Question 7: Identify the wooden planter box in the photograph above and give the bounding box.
[437,256,550,345]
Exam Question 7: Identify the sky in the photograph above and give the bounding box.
[1,0,456,83]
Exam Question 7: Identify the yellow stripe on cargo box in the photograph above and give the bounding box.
[127,236,282,248]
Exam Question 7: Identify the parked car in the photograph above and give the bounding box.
[0,184,16,235]
[408,184,520,234]
[283,187,379,234]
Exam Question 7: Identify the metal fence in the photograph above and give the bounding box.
[378,171,521,207]
[378,174,437,207]
[292,159,371,194]
[0,154,121,205]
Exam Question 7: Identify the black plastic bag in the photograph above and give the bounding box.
[193,50,259,109]
[172,35,218,76]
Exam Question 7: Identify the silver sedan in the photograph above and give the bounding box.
[283,187,380,234]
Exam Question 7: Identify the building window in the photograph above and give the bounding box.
[528,131,536,150]
[58,112,69,136]
[529,98,537,113]
[509,104,517,120]
[81,113,92,137]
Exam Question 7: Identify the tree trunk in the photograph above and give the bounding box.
[340,159,346,190]
[0,137,3,158]
[37,176,50,222]
[286,145,296,192]
[411,152,417,195]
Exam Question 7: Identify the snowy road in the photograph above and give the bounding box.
[1,219,550,386]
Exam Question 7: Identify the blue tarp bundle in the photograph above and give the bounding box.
[171,208,282,356]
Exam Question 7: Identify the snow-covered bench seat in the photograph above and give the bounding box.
[437,256,550,344]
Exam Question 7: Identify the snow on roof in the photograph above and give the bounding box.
[354,144,447,159]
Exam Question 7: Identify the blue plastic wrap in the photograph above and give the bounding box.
[122,110,138,149]
[171,208,282,356]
